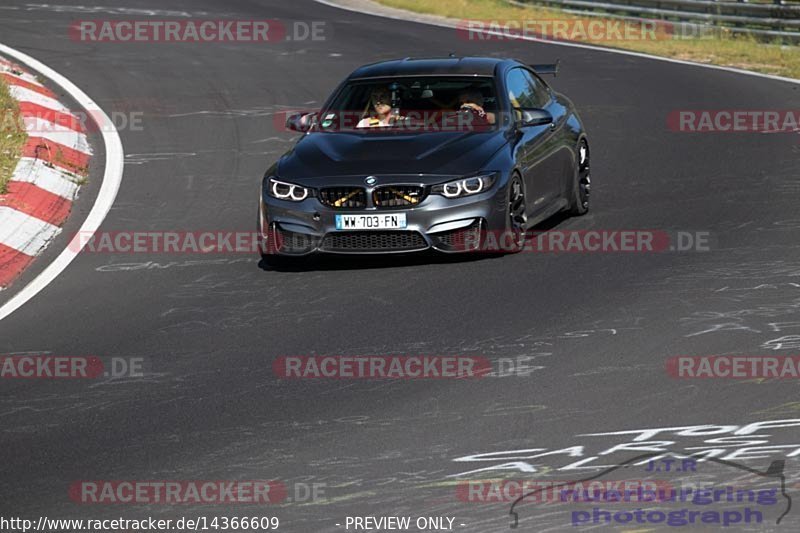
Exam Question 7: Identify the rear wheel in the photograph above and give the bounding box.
[568,138,591,215]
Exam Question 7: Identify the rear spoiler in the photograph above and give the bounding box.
[530,60,560,77]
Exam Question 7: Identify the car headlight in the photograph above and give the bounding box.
[431,173,497,198]
[267,178,312,202]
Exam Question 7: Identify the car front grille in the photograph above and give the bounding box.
[372,185,426,208]
[321,231,428,252]
[319,187,367,209]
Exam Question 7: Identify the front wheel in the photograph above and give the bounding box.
[568,138,591,215]
[505,174,527,253]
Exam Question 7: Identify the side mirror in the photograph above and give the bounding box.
[518,108,553,127]
[285,112,317,132]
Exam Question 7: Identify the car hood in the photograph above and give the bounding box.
[277,130,507,179]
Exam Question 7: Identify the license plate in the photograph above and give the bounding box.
[335,213,407,230]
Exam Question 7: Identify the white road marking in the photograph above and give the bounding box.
[22,116,91,153]
[10,158,81,199]
[22,116,92,154]
[8,85,70,112]
[0,43,124,321]
[0,207,61,256]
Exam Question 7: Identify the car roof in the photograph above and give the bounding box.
[347,57,520,79]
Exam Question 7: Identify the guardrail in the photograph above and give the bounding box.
[514,0,800,41]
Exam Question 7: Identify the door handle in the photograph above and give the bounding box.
[548,122,556,131]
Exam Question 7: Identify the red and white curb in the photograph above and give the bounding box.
[0,56,91,288]
[0,44,124,322]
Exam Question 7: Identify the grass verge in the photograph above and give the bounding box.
[0,75,27,194]
[377,0,800,79]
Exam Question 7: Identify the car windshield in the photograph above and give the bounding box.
[316,76,499,133]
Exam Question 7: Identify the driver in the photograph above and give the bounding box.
[357,87,404,128]
[457,89,494,125]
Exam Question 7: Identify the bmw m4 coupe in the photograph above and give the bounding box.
[258,56,591,262]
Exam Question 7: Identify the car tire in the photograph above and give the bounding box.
[505,173,527,253]
[568,138,591,216]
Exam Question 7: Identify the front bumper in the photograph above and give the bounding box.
[259,185,508,255]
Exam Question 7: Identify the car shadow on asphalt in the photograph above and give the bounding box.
[257,213,573,272]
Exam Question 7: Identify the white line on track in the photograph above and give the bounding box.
[0,43,124,322]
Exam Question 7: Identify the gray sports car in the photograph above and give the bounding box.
[258,56,590,263]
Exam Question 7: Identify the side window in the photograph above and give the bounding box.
[506,68,551,110]
[505,68,538,110]
[527,72,552,108]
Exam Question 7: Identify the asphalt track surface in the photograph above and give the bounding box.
[2,1,800,531]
